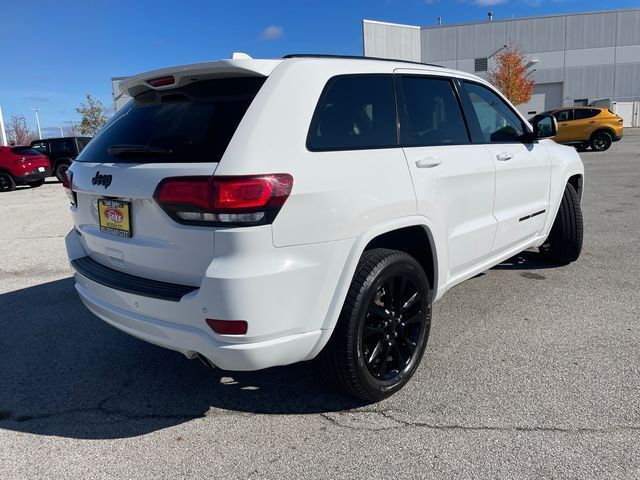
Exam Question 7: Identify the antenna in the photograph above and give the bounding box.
[488,11,494,21]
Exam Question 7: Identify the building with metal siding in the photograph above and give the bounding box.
[363,9,640,117]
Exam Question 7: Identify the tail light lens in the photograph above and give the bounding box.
[154,174,293,227]
[62,170,76,206]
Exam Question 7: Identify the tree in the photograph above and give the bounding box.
[488,45,535,106]
[76,94,109,135]
[6,115,34,145]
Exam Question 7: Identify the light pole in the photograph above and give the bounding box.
[30,108,42,139]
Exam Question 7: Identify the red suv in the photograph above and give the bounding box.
[0,146,51,192]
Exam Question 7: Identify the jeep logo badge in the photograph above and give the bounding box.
[92,171,112,188]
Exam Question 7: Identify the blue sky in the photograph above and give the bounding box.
[2,0,638,136]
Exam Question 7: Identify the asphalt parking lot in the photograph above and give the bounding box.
[1,131,639,479]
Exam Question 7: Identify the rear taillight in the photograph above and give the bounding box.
[62,170,76,206]
[153,174,293,227]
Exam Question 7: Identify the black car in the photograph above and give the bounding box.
[30,137,92,182]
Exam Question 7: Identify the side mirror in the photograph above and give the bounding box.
[532,114,558,139]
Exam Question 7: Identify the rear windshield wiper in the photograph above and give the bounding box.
[108,144,173,158]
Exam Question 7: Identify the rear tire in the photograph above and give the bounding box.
[27,179,45,188]
[319,248,432,402]
[539,183,583,265]
[54,163,70,182]
[590,131,612,152]
[0,173,16,192]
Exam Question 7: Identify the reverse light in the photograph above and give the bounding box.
[206,319,248,335]
[153,174,293,227]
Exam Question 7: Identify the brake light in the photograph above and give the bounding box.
[62,170,76,206]
[154,174,293,226]
[147,75,175,87]
[206,319,248,335]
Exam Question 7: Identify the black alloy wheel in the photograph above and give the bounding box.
[0,173,16,192]
[361,274,426,381]
[320,249,431,402]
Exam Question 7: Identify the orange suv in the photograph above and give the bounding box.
[533,107,623,152]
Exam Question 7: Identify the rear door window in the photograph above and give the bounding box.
[398,76,469,146]
[50,139,75,154]
[76,77,266,163]
[307,75,397,151]
[574,109,600,120]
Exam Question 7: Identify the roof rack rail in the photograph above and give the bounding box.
[282,54,442,68]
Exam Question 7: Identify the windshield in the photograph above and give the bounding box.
[76,77,266,163]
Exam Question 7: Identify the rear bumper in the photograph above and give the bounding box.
[13,167,51,184]
[65,228,349,371]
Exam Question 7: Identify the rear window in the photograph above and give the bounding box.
[76,77,266,163]
[307,75,397,151]
[10,147,42,156]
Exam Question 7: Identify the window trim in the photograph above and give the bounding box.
[457,80,534,145]
[306,74,401,153]
[395,74,473,148]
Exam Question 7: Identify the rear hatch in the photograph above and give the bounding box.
[69,73,267,286]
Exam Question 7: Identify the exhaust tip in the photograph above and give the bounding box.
[195,353,216,370]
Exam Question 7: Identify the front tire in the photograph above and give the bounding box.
[590,131,612,152]
[539,183,583,264]
[0,173,16,192]
[320,249,432,402]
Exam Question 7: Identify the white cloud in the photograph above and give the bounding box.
[259,25,284,41]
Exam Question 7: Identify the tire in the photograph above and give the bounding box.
[590,131,612,152]
[319,248,432,402]
[0,173,16,192]
[27,179,45,188]
[539,183,583,265]
[54,162,70,183]
[575,143,589,152]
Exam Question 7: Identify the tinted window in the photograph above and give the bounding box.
[463,82,525,142]
[553,110,573,122]
[400,76,469,146]
[307,75,397,151]
[76,137,92,151]
[574,109,599,120]
[76,77,266,163]
[31,141,47,153]
[11,147,42,156]
[50,139,75,154]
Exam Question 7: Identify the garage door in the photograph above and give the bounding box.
[517,82,564,117]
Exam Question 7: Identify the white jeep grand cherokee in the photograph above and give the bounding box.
[65,54,583,401]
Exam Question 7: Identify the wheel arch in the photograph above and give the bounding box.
[309,216,442,361]
[590,127,615,141]
[320,217,441,330]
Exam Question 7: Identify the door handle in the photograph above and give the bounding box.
[560,123,568,126]
[415,158,442,169]
[589,121,596,124]
[496,152,513,161]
